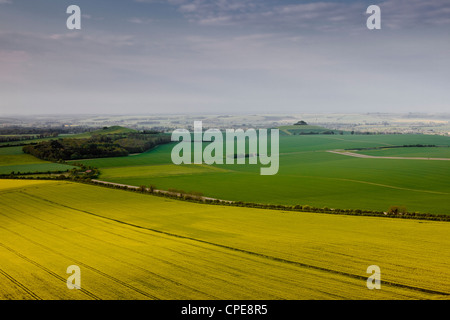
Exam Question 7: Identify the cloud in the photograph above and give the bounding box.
[158,0,367,32]
[176,0,264,26]
[134,0,186,4]
[151,0,450,31]
[380,0,450,29]
[128,17,153,24]
[1,0,449,114]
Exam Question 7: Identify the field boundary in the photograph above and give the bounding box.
[1,176,448,220]
[87,179,450,221]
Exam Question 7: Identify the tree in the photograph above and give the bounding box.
[387,205,407,215]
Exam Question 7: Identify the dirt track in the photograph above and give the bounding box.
[327,150,450,161]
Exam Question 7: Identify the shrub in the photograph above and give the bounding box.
[388,205,407,215]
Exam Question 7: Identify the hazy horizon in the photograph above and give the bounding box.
[1,0,449,115]
[1,111,450,117]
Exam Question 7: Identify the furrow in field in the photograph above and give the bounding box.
[0,215,218,300]
[0,267,42,300]
[0,202,304,299]
[0,242,101,300]
[3,223,284,299]
[0,222,160,300]
[21,191,450,297]
[0,197,218,299]
[11,195,335,298]
[0,194,149,245]
[1,197,163,300]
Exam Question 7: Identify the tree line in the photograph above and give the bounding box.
[0,127,86,135]
[0,132,59,143]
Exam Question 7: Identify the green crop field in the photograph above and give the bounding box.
[0,147,75,175]
[73,134,450,215]
[100,164,230,180]
[69,144,175,168]
[0,180,449,300]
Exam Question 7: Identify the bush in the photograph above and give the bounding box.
[388,205,407,215]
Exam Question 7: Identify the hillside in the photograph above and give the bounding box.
[90,126,138,135]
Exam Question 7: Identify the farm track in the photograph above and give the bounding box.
[20,191,450,297]
[328,150,450,161]
[290,174,450,196]
[333,178,450,195]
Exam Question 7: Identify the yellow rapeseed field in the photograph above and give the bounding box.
[0,180,449,300]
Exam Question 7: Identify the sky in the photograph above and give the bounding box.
[0,0,449,115]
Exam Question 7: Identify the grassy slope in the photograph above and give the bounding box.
[0,180,449,299]
[0,126,136,174]
[75,134,450,214]
[87,126,137,135]
[0,147,74,175]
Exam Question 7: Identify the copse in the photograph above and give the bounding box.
[22,132,171,161]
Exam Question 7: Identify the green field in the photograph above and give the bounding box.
[0,147,74,175]
[100,164,230,180]
[73,134,450,215]
[0,180,449,300]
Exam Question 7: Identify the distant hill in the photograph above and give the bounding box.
[91,126,137,135]
[277,125,342,135]
[70,126,138,139]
